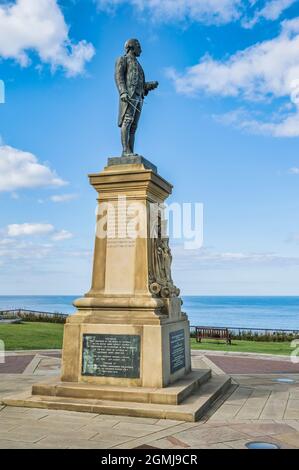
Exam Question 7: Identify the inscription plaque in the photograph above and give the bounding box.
[82,334,141,378]
[170,329,185,374]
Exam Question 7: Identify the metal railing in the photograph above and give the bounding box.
[0,309,67,319]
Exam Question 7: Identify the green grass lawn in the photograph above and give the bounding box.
[190,338,293,355]
[0,322,294,355]
[0,322,64,350]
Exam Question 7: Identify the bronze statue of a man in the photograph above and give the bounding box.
[115,39,158,157]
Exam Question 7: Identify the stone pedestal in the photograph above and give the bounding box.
[61,159,191,388]
[3,158,231,421]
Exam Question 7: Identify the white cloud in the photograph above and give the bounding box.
[259,0,296,20]
[0,239,53,261]
[0,237,87,263]
[170,18,299,99]
[0,223,74,271]
[0,0,95,76]
[289,166,299,173]
[287,232,299,242]
[0,80,4,104]
[169,17,299,136]
[97,0,299,26]
[243,0,296,28]
[7,223,54,237]
[172,245,299,268]
[286,232,299,243]
[215,107,299,137]
[96,0,243,24]
[0,238,14,246]
[5,223,73,241]
[0,145,67,192]
[50,193,78,203]
[52,230,73,241]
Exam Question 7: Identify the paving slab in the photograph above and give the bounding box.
[274,431,299,448]
[112,422,171,438]
[114,422,200,449]
[259,390,289,420]
[0,406,29,416]
[225,437,292,449]
[37,408,99,420]
[236,389,271,420]
[90,432,136,446]
[78,421,120,434]
[0,439,37,449]
[224,386,252,405]
[190,442,233,449]
[0,356,35,374]
[171,425,249,446]
[33,437,110,449]
[0,374,52,401]
[0,419,21,432]
[0,427,47,443]
[208,355,299,374]
[146,436,188,449]
[155,418,183,427]
[94,414,159,424]
[37,415,97,429]
[284,399,299,419]
[208,404,242,420]
[229,422,297,437]
[283,420,299,431]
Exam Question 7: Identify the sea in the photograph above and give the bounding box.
[0,296,299,331]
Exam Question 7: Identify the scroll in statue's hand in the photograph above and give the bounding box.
[146,81,159,91]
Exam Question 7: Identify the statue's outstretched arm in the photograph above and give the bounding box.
[144,81,159,96]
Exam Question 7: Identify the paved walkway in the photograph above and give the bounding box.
[207,355,299,374]
[0,355,35,374]
[0,350,298,449]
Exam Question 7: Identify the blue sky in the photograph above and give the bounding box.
[1,0,299,295]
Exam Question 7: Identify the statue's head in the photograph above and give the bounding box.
[125,38,142,57]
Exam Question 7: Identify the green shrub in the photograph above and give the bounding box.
[230,330,298,342]
[190,328,299,342]
[17,312,67,324]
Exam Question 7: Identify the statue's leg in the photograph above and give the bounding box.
[128,99,142,155]
[121,102,136,155]
[128,127,136,154]
[121,118,132,155]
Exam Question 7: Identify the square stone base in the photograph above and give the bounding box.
[61,309,192,389]
[32,369,212,405]
[3,371,232,422]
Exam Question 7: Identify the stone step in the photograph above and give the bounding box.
[3,375,232,422]
[32,369,211,405]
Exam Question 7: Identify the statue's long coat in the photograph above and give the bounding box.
[115,55,146,127]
